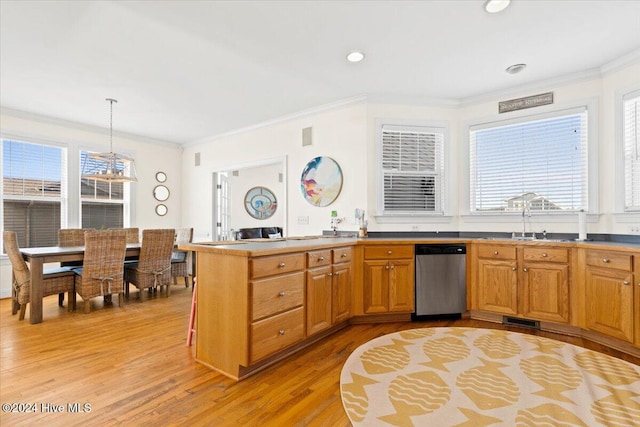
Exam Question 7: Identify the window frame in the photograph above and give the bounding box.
[615,86,640,217]
[1,133,135,251]
[1,134,68,248]
[462,99,599,222]
[374,118,451,223]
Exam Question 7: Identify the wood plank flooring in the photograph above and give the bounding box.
[1,280,638,426]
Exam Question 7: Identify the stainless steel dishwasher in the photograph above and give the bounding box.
[413,244,466,320]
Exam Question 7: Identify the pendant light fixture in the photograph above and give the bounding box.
[81,98,137,183]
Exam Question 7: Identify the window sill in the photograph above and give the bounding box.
[613,212,640,223]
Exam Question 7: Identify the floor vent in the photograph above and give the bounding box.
[502,316,540,330]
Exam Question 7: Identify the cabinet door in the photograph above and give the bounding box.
[477,259,518,315]
[363,260,389,313]
[521,263,570,323]
[332,262,351,323]
[389,259,415,312]
[306,266,332,336]
[585,266,634,343]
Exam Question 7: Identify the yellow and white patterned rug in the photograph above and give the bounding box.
[340,327,640,426]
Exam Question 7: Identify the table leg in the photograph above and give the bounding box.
[29,258,44,324]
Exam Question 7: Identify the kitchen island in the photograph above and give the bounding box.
[181,236,640,380]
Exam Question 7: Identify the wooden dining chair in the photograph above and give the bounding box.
[72,229,128,314]
[58,228,95,305]
[124,229,175,300]
[171,227,193,288]
[3,231,76,320]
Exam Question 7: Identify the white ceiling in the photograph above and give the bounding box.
[1,1,639,145]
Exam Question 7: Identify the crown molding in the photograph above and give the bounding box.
[0,107,180,148]
[600,48,640,75]
[186,95,368,147]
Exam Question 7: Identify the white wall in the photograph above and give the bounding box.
[229,163,284,231]
[181,101,368,241]
[1,110,183,297]
[181,61,640,241]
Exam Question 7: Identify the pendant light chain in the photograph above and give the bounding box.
[106,98,117,153]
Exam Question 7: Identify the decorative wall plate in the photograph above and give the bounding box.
[153,185,170,202]
[155,171,167,183]
[155,204,168,216]
[300,156,343,207]
[244,186,277,219]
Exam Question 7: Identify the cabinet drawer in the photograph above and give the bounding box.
[250,307,304,362]
[477,245,517,260]
[333,247,352,263]
[251,272,304,321]
[586,250,633,272]
[364,245,413,260]
[251,253,305,279]
[307,250,332,268]
[523,247,569,263]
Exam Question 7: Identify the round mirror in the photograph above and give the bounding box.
[155,171,167,183]
[155,204,168,216]
[153,185,170,201]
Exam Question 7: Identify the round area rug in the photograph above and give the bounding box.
[340,327,640,427]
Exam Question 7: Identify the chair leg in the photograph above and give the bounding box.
[118,293,124,307]
[68,291,76,312]
[184,275,189,288]
[173,276,178,287]
[58,292,64,306]
[84,299,91,314]
[18,303,27,321]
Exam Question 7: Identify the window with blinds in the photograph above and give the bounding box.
[2,138,64,247]
[80,151,125,229]
[623,91,640,211]
[469,108,588,213]
[379,125,445,215]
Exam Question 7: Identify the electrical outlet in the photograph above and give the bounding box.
[629,226,640,235]
[411,225,419,231]
[297,216,309,225]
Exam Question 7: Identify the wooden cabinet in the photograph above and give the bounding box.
[306,247,352,336]
[521,247,570,323]
[583,249,635,343]
[362,245,414,314]
[476,245,518,315]
[250,253,306,363]
[472,243,570,323]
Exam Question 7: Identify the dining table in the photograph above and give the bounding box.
[19,243,141,324]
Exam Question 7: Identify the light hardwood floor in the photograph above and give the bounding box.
[1,279,638,426]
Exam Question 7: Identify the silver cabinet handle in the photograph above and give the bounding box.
[278,262,285,268]
[385,265,390,270]
[328,272,333,277]
[387,250,392,255]
[319,256,324,261]
[279,329,285,335]
[622,281,630,285]
[278,291,286,297]
[494,251,499,255]
[511,267,516,271]
[602,258,609,263]
[390,264,395,270]
[341,253,347,258]
[542,253,548,257]
[523,267,528,272]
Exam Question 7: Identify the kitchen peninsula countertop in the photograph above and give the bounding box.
[180,235,639,255]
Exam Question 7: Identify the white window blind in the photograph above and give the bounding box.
[470,109,588,213]
[623,91,640,211]
[80,150,125,229]
[2,138,64,247]
[380,125,445,214]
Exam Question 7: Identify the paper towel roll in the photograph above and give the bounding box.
[578,210,587,241]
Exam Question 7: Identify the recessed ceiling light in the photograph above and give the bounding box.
[346,51,365,63]
[506,63,526,74]
[484,0,511,13]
